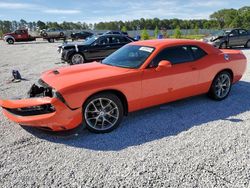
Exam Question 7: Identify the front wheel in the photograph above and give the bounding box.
[70,53,85,65]
[7,38,14,44]
[48,38,55,43]
[83,93,124,133]
[208,71,232,101]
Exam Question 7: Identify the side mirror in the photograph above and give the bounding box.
[156,60,172,71]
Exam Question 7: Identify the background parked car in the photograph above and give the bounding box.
[41,28,65,37]
[71,31,93,41]
[104,30,129,36]
[204,28,250,48]
[60,34,136,65]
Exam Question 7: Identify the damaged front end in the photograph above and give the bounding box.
[0,79,82,131]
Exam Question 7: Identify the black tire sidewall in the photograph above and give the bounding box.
[209,71,232,101]
[7,39,14,44]
[83,93,124,133]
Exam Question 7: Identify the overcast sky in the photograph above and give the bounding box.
[0,0,248,23]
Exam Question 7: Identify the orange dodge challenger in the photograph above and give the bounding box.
[0,39,247,133]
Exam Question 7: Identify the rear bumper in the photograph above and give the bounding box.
[0,97,82,131]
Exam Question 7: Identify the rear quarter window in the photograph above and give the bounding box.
[190,46,207,60]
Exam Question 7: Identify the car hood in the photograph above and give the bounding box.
[4,33,14,36]
[204,35,226,42]
[41,62,133,92]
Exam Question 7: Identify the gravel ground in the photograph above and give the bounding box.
[0,40,250,187]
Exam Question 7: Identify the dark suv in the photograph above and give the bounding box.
[59,34,135,65]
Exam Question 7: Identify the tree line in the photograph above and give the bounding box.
[0,6,249,37]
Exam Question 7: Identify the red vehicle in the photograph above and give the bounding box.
[3,29,66,44]
[0,39,247,133]
[3,29,36,44]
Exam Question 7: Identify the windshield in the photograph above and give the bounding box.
[102,45,155,68]
[83,36,97,45]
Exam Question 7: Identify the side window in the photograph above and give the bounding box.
[190,46,207,60]
[239,29,248,35]
[15,30,22,34]
[230,30,239,36]
[150,46,193,67]
[98,37,109,45]
[110,36,121,44]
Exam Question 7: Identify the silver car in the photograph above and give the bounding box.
[41,28,65,38]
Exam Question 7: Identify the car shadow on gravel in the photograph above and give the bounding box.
[23,81,250,151]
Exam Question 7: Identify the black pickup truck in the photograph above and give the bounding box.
[204,28,250,48]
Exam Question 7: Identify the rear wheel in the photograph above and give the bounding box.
[83,93,124,133]
[7,38,14,44]
[70,53,85,65]
[208,71,232,101]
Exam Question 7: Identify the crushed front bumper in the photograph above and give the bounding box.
[0,80,82,131]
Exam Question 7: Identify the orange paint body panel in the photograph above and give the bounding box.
[0,39,247,131]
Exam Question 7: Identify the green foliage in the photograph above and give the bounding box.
[141,28,150,40]
[154,26,159,38]
[121,26,127,32]
[162,30,169,38]
[173,26,182,38]
[0,30,3,38]
[37,20,47,30]
[194,25,199,35]
[0,6,250,36]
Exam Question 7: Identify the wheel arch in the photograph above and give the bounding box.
[4,35,15,42]
[216,69,234,81]
[68,50,86,63]
[83,89,129,116]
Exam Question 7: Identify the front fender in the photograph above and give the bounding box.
[3,35,15,42]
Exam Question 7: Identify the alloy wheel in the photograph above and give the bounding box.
[214,73,231,99]
[71,54,84,64]
[84,98,119,131]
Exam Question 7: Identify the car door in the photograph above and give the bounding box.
[14,30,23,41]
[228,29,239,46]
[238,29,249,46]
[141,46,200,108]
[84,36,111,60]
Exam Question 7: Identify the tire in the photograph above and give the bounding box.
[59,32,64,37]
[70,53,85,65]
[219,42,227,49]
[208,71,232,101]
[48,38,55,43]
[83,93,124,133]
[7,38,14,44]
[43,32,48,37]
[245,40,250,48]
